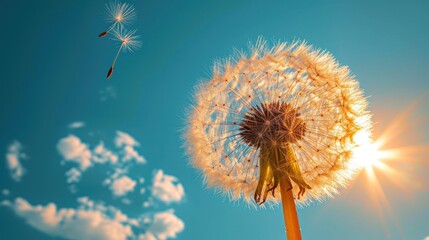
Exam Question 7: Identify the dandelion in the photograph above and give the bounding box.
[185,38,372,239]
[98,1,136,38]
[106,27,141,78]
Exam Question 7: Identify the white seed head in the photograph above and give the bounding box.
[185,38,372,206]
[112,26,141,52]
[105,1,136,25]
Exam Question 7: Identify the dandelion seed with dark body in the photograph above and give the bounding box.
[98,1,136,38]
[106,27,141,78]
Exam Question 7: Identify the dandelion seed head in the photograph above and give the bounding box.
[105,1,136,25]
[185,38,372,206]
[112,26,141,52]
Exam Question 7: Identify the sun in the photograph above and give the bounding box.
[350,129,380,172]
[351,99,426,179]
[360,142,382,171]
[353,136,392,173]
[347,100,428,236]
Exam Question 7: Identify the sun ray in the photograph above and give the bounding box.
[351,98,429,237]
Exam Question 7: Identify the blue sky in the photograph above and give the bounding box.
[1,0,428,239]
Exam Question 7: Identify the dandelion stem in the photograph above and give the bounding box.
[107,44,124,79]
[258,145,304,239]
[99,22,118,37]
[280,175,302,240]
[112,44,123,68]
[107,21,117,33]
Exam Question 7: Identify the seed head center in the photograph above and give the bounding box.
[238,102,306,148]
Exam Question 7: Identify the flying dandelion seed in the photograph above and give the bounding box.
[185,38,372,239]
[98,1,136,38]
[106,27,141,79]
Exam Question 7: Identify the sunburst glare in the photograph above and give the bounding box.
[357,100,427,189]
[351,100,428,236]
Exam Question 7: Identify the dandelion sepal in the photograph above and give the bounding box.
[258,143,305,239]
[255,143,310,205]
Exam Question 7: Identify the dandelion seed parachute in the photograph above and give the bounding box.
[185,39,372,206]
[106,27,141,79]
[98,1,136,38]
[112,27,141,52]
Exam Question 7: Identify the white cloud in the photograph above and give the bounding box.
[115,131,140,148]
[139,210,184,240]
[68,121,85,129]
[5,130,186,239]
[139,232,157,240]
[57,135,92,171]
[2,197,134,240]
[3,197,185,240]
[57,132,145,181]
[2,189,10,196]
[113,131,146,164]
[65,168,82,183]
[121,198,132,205]
[103,168,127,187]
[142,201,151,208]
[423,237,429,240]
[151,170,185,204]
[123,145,146,163]
[68,185,78,194]
[6,141,26,182]
[93,142,118,164]
[110,176,137,197]
[99,85,117,101]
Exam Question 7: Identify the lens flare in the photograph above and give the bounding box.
[357,100,427,189]
[351,99,428,236]
[353,131,394,173]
